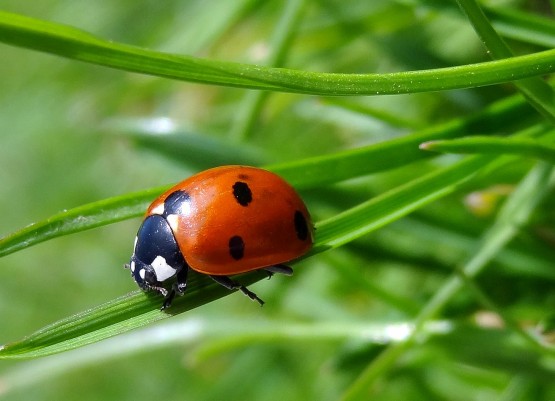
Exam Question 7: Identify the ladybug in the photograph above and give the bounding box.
[126,165,314,309]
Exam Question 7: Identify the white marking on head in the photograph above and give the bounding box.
[130,261,136,272]
[166,214,179,233]
[151,255,177,282]
[139,269,146,280]
[133,236,138,249]
[151,203,165,215]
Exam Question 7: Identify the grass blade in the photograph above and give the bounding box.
[341,162,555,401]
[421,134,555,162]
[0,186,166,258]
[456,0,555,123]
[1,11,555,95]
[485,6,555,47]
[0,93,537,258]
[0,154,494,358]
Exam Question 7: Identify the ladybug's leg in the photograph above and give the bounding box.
[174,267,189,295]
[161,267,189,310]
[145,284,174,311]
[263,264,293,278]
[210,275,265,306]
[161,290,175,310]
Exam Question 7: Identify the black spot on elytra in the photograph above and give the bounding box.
[232,181,252,207]
[229,236,245,260]
[163,190,191,216]
[294,211,309,241]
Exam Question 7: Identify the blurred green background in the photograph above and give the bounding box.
[1,1,555,400]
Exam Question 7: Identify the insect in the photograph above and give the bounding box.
[126,165,314,309]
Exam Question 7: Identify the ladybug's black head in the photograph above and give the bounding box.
[128,214,186,292]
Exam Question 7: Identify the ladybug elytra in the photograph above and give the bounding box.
[127,166,314,309]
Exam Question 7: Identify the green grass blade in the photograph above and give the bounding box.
[0,272,262,359]
[456,0,555,123]
[0,186,167,258]
[341,162,555,401]
[313,155,492,252]
[106,118,269,167]
[414,163,555,327]
[0,93,537,258]
[485,6,555,47]
[421,134,555,162]
[229,0,307,141]
[268,94,536,187]
[1,11,555,95]
[0,318,450,393]
[0,154,495,358]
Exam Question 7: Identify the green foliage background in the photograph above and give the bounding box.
[1,1,555,400]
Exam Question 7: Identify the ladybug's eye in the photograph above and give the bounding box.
[142,266,158,285]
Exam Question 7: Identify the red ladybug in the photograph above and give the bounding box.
[127,166,314,309]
